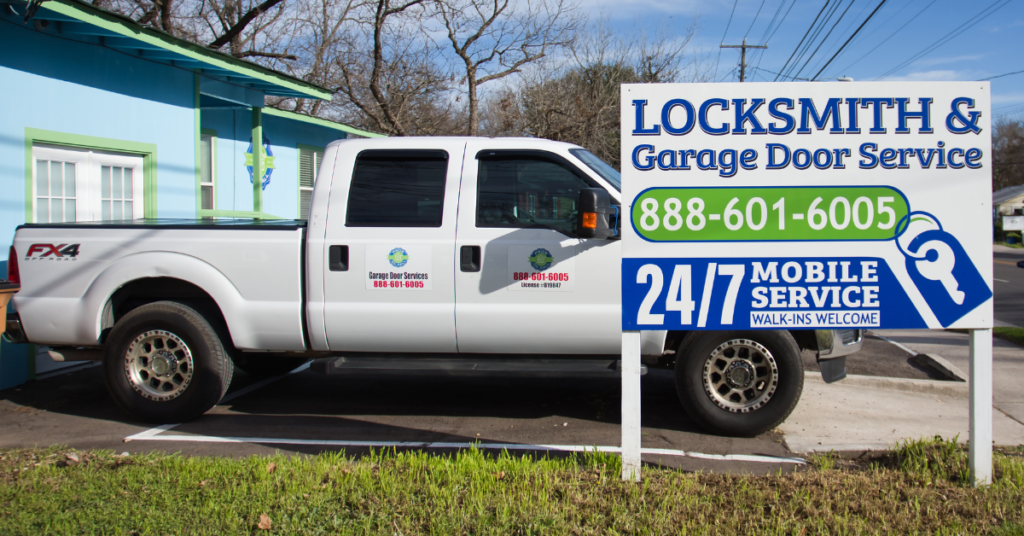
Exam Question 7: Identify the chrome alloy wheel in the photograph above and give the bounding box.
[701,339,779,413]
[123,330,194,401]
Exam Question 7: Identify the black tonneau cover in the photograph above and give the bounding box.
[17,218,307,231]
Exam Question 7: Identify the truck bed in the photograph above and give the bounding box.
[12,218,308,351]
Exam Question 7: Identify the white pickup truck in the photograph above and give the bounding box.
[6,137,861,436]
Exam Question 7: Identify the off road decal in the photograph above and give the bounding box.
[25,243,80,261]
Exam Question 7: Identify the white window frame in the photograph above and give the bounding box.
[32,144,144,222]
[298,145,324,220]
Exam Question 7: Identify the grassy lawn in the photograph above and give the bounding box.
[994,327,1024,348]
[2,438,1024,534]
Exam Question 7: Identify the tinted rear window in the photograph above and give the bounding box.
[346,150,448,227]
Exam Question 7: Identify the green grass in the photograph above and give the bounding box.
[994,327,1024,347]
[2,438,1023,534]
[995,241,1024,249]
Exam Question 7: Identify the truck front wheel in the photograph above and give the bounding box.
[674,330,803,437]
[103,301,233,423]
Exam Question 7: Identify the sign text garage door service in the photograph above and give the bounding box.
[621,82,993,331]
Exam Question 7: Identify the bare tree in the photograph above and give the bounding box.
[482,19,701,168]
[994,118,1024,191]
[326,0,459,135]
[433,0,580,135]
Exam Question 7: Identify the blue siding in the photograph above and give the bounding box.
[0,19,198,250]
[201,110,346,218]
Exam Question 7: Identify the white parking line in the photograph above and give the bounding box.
[126,361,313,439]
[121,432,807,464]
[123,359,806,465]
[995,278,1009,283]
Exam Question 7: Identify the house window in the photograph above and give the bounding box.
[299,145,324,219]
[200,132,216,211]
[32,145,144,222]
[35,160,77,223]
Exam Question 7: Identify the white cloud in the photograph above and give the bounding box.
[880,69,982,82]
[911,54,985,68]
[574,0,703,18]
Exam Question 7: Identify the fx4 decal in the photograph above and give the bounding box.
[25,243,81,260]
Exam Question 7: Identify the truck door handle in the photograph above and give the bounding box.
[460,245,480,272]
[329,245,348,272]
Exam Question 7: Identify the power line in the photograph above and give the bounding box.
[743,0,768,38]
[875,0,1011,80]
[812,0,887,81]
[982,69,1024,81]
[783,0,843,81]
[805,0,873,76]
[754,66,809,81]
[791,0,856,81]
[752,0,798,74]
[714,0,740,81]
[774,0,831,81]
[839,0,937,73]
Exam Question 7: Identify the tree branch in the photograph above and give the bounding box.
[208,0,286,49]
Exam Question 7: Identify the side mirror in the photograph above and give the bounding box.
[577,188,615,239]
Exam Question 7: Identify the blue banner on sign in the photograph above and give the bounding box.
[622,257,928,330]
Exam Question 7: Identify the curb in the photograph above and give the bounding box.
[914,353,969,382]
[804,371,969,399]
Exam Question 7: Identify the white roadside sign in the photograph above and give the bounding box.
[1003,215,1024,232]
[619,81,993,483]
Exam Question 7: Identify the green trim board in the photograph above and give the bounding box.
[27,0,332,101]
[251,108,263,214]
[262,108,385,138]
[24,128,158,221]
[194,72,201,216]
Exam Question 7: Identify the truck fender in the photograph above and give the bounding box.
[79,252,280,350]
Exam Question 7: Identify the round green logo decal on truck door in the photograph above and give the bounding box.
[388,247,409,267]
[528,248,553,271]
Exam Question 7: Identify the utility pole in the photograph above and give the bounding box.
[720,38,767,82]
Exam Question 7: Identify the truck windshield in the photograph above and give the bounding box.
[569,149,620,192]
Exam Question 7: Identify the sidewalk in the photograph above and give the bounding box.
[781,327,1024,453]
[874,329,1024,427]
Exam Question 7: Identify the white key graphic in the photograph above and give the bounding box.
[914,240,965,305]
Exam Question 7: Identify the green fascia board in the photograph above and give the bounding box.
[262,108,386,138]
[35,0,332,101]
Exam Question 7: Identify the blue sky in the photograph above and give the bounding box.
[584,0,1024,121]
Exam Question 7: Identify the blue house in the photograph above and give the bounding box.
[0,0,381,389]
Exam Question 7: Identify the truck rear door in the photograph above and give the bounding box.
[453,141,621,354]
[318,141,465,352]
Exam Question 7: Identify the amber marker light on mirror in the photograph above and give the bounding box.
[583,212,597,229]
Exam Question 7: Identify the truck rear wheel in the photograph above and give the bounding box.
[103,301,233,423]
[674,330,803,437]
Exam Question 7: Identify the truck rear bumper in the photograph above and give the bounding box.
[3,313,27,344]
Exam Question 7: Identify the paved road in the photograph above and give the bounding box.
[993,245,1024,327]
[0,363,803,474]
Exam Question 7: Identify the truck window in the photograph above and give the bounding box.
[476,155,593,235]
[346,150,448,227]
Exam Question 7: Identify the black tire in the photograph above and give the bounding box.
[674,330,803,437]
[103,301,233,423]
[232,354,309,378]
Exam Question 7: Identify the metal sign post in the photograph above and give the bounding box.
[621,331,642,481]
[618,81,994,485]
[970,328,993,485]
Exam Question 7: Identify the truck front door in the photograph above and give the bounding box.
[454,143,621,354]
[320,144,464,352]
